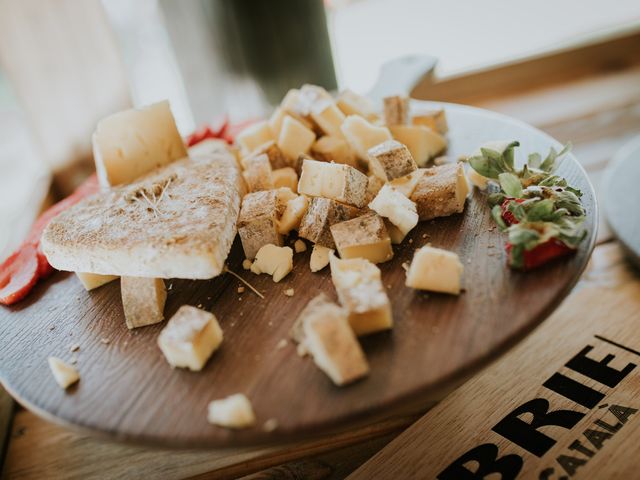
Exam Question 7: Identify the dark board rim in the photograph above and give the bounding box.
[0,101,599,449]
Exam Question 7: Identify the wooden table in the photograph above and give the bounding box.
[3,57,640,480]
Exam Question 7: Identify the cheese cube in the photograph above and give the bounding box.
[383,95,409,125]
[236,120,274,154]
[272,167,298,191]
[467,167,489,190]
[242,154,274,192]
[330,213,393,264]
[121,277,166,329]
[250,244,293,282]
[412,109,448,134]
[298,294,369,386]
[244,140,289,170]
[158,305,223,371]
[48,357,80,389]
[406,246,463,294]
[298,159,368,208]
[277,115,316,162]
[92,100,187,187]
[365,174,384,204]
[388,169,426,198]
[298,197,362,249]
[310,244,333,272]
[384,220,406,244]
[410,163,469,220]
[238,190,283,259]
[341,115,392,162]
[367,140,417,181]
[329,255,392,336]
[369,184,418,236]
[390,125,446,167]
[277,194,309,235]
[207,393,256,429]
[336,89,376,120]
[311,136,357,168]
[76,272,118,291]
[311,103,346,138]
[294,239,307,253]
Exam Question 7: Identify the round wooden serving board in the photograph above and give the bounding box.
[0,102,597,448]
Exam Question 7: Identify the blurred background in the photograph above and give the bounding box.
[1,0,640,259]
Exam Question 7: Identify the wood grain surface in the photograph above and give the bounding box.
[0,103,597,448]
[349,244,640,480]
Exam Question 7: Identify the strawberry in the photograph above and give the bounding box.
[506,238,575,271]
[186,118,229,147]
[0,244,40,305]
[500,198,524,226]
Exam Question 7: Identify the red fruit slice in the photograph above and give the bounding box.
[500,198,524,226]
[0,244,40,305]
[506,238,575,271]
[186,119,229,147]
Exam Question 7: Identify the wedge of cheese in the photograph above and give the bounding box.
[298,159,368,208]
[412,109,448,134]
[410,163,469,221]
[405,246,463,294]
[277,194,309,235]
[236,120,274,154]
[238,190,284,259]
[76,272,118,291]
[341,115,392,163]
[92,100,187,188]
[329,255,393,336]
[369,184,419,236]
[48,357,80,389]
[121,277,166,329]
[336,90,376,120]
[330,212,393,264]
[207,394,256,429]
[311,136,357,168]
[298,197,362,249]
[390,125,446,167]
[367,140,417,182]
[277,115,316,162]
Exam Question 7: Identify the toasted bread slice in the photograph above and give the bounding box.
[41,148,242,279]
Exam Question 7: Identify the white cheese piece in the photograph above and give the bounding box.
[235,120,274,154]
[369,184,418,236]
[243,140,289,170]
[75,272,118,291]
[383,95,409,125]
[311,136,357,168]
[121,277,166,329]
[341,115,392,163]
[158,305,223,371]
[300,294,369,386]
[298,159,368,208]
[92,100,187,188]
[388,169,426,198]
[310,244,333,272]
[330,212,393,264]
[389,125,446,167]
[336,89,376,120]
[367,140,417,181]
[250,244,293,282]
[412,109,448,134]
[277,194,309,235]
[277,115,316,162]
[294,239,307,253]
[242,153,274,192]
[411,163,469,220]
[467,167,490,190]
[48,357,80,389]
[406,246,463,294]
[272,167,298,192]
[207,393,256,429]
[329,255,392,336]
[238,190,283,259]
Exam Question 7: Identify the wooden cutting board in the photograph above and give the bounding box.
[0,102,597,448]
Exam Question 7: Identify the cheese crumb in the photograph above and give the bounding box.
[284,288,295,297]
[293,239,307,253]
[406,246,463,294]
[263,418,279,432]
[242,259,252,270]
[48,357,80,389]
[207,394,256,429]
[250,244,293,282]
[237,286,245,294]
[276,338,288,350]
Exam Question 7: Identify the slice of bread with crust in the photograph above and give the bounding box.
[41,147,243,279]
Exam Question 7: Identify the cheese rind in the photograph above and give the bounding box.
[330,213,393,264]
[207,394,256,429]
[329,255,393,336]
[244,140,289,170]
[121,277,166,329]
[250,244,293,282]
[298,197,362,249]
[341,115,392,163]
[92,100,187,188]
[298,294,369,386]
[367,140,417,181]
[298,159,368,208]
[242,154,274,192]
[48,357,80,389]
[383,95,409,125]
[410,163,469,220]
[310,244,333,272]
[158,305,223,371]
[369,184,419,236]
[405,246,463,294]
[76,272,118,291]
[238,190,283,259]
[277,115,316,162]
[390,125,446,167]
[236,120,274,154]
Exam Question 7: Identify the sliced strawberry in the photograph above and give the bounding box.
[0,244,40,305]
[500,198,524,226]
[506,238,575,271]
[186,118,229,147]
[222,118,260,144]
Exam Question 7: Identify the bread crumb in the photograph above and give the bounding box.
[237,286,245,294]
[296,342,309,357]
[284,288,294,297]
[263,418,279,432]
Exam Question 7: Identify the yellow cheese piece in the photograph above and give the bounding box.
[235,120,274,154]
[310,244,333,272]
[411,163,469,221]
[120,277,166,329]
[277,115,316,162]
[336,89,376,120]
[412,109,448,134]
[75,272,118,291]
[250,244,293,282]
[341,115,392,162]
[406,246,463,294]
[272,167,298,192]
[207,394,256,429]
[294,239,307,253]
[277,194,309,235]
[330,212,393,264]
[311,135,357,168]
[158,305,223,371]
[388,169,426,198]
[311,103,346,138]
[369,184,418,236]
[390,125,446,167]
[92,100,187,188]
[367,140,417,181]
[48,357,80,389]
[329,255,393,336]
[298,159,368,208]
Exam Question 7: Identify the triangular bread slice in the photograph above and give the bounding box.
[42,146,243,279]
